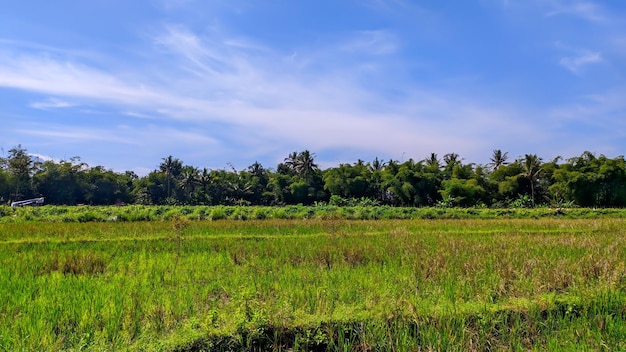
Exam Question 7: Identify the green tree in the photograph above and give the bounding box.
[442,153,462,180]
[133,171,167,205]
[488,160,524,205]
[194,168,212,205]
[160,156,183,200]
[83,166,133,205]
[520,154,543,207]
[550,152,626,207]
[32,158,86,205]
[2,145,38,200]
[440,178,486,207]
[274,151,325,205]
[323,162,372,200]
[205,169,233,205]
[368,158,386,203]
[488,149,509,170]
[177,166,199,204]
[424,153,441,171]
[247,162,271,205]
[282,151,299,175]
[381,159,441,206]
[0,168,9,203]
[295,150,319,180]
[226,170,255,205]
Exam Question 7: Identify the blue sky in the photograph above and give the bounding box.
[1,0,625,175]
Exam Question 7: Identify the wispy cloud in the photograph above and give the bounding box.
[25,123,217,145]
[549,87,626,124]
[0,22,609,168]
[16,126,134,144]
[0,52,166,107]
[559,51,602,74]
[544,87,626,158]
[30,97,77,110]
[543,0,605,21]
[554,41,603,74]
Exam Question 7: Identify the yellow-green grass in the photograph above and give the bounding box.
[1,218,626,351]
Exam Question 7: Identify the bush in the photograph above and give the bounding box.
[209,206,227,220]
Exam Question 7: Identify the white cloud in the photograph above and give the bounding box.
[0,24,604,168]
[549,87,626,124]
[29,97,76,110]
[559,51,602,74]
[0,53,166,107]
[543,0,605,21]
[17,123,219,147]
[16,127,134,144]
[554,42,603,74]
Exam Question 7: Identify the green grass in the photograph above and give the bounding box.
[1,217,626,350]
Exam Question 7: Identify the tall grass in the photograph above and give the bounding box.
[1,218,626,350]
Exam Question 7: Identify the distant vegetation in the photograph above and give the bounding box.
[2,145,626,208]
[2,204,626,223]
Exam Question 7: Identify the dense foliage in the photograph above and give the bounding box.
[2,205,626,223]
[3,145,626,207]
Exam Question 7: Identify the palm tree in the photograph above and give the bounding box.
[370,157,385,172]
[295,150,319,180]
[424,153,441,170]
[227,172,254,204]
[443,153,460,168]
[196,168,212,204]
[488,149,509,170]
[520,154,543,206]
[160,156,182,199]
[283,151,299,174]
[178,166,199,203]
[442,153,462,180]
[248,161,265,179]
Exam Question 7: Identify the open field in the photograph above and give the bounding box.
[2,211,626,350]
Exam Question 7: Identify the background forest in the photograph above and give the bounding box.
[2,145,626,208]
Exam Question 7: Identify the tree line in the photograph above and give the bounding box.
[2,145,626,208]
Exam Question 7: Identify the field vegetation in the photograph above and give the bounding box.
[3,204,626,223]
[2,209,626,350]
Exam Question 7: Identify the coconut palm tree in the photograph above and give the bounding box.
[295,150,319,180]
[178,166,199,203]
[370,157,385,172]
[443,153,460,168]
[159,156,182,199]
[195,168,212,204]
[248,161,266,179]
[283,151,299,174]
[424,153,441,171]
[520,154,543,206]
[488,149,509,170]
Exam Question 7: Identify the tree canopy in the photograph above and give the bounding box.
[2,146,626,208]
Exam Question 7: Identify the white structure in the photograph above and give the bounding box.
[10,197,45,208]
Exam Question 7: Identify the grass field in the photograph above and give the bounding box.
[1,209,626,350]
